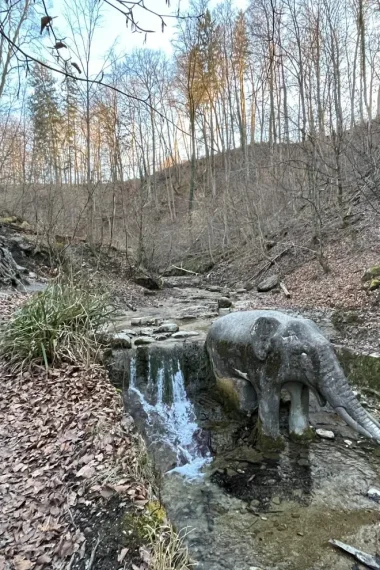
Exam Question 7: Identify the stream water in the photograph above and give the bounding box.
[128,352,211,479]
[109,294,380,570]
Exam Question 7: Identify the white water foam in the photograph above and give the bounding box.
[129,355,211,480]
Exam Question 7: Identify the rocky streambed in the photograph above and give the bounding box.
[107,281,380,570]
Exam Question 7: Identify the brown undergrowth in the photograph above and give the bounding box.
[0,292,192,570]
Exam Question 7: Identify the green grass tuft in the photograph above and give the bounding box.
[0,278,115,371]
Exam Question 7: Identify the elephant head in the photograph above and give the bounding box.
[250,312,380,442]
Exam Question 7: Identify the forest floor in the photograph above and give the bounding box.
[0,289,173,570]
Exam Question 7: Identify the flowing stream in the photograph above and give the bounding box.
[126,349,211,478]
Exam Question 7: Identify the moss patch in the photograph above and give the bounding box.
[216,376,240,408]
[122,501,167,541]
[252,419,285,451]
[362,265,380,282]
[369,279,380,291]
[336,346,380,391]
[289,428,316,444]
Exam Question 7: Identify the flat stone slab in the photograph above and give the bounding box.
[120,328,137,336]
[131,317,163,326]
[206,285,222,292]
[134,337,155,345]
[109,333,132,349]
[171,331,200,339]
[257,274,279,292]
[155,323,179,333]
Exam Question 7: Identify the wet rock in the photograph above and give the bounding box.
[121,328,137,336]
[28,271,37,279]
[316,428,335,439]
[134,337,155,345]
[207,285,222,292]
[109,333,132,349]
[272,496,281,505]
[156,322,179,333]
[297,459,309,467]
[237,288,247,294]
[155,334,172,341]
[172,331,200,339]
[131,316,162,326]
[178,304,219,320]
[367,487,380,502]
[218,297,232,309]
[249,499,260,509]
[134,274,162,290]
[139,328,154,336]
[344,439,353,447]
[257,274,279,292]
[143,289,157,296]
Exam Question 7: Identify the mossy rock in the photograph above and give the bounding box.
[362,265,380,282]
[336,346,380,391]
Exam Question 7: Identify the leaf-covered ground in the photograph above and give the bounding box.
[0,293,153,570]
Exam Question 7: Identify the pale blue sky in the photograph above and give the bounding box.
[49,0,248,66]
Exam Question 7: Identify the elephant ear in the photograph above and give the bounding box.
[250,316,281,361]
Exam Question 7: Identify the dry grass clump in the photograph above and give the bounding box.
[146,523,194,570]
[0,277,114,370]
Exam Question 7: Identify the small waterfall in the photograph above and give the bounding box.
[129,354,211,479]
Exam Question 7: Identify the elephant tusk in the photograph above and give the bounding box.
[334,406,378,441]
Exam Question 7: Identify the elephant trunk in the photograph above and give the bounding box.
[318,348,380,442]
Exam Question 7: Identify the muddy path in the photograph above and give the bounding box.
[108,279,380,570]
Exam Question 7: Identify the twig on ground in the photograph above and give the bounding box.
[87,536,100,570]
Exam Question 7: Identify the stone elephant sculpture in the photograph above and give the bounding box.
[206,310,380,442]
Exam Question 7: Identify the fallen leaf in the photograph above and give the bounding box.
[13,557,33,570]
[139,547,151,564]
[99,486,114,499]
[13,463,27,472]
[36,554,51,564]
[117,547,129,563]
[59,539,75,558]
[112,485,132,495]
[76,465,95,479]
